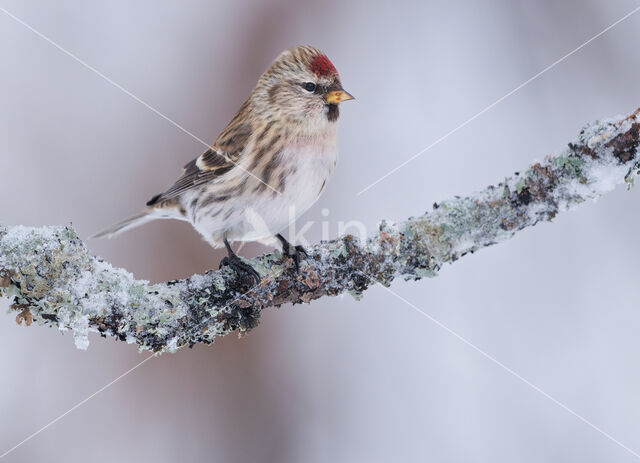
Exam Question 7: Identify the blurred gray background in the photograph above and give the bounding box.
[2,0,640,461]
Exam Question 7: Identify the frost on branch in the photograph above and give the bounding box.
[1,109,639,353]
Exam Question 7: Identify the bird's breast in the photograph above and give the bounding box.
[187,127,339,244]
[248,135,338,235]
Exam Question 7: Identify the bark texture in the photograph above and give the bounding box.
[2,109,639,352]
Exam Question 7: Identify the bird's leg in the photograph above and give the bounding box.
[219,238,261,285]
[276,234,307,271]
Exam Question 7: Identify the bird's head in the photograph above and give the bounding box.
[253,46,354,125]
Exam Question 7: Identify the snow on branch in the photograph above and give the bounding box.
[2,109,639,352]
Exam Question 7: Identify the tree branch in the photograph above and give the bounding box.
[2,109,639,352]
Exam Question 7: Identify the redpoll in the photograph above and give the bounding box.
[94,45,354,282]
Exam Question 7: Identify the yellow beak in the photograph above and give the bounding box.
[325,89,355,104]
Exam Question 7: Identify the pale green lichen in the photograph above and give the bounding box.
[553,153,585,175]
[1,110,638,352]
[327,240,348,259]
[0,225,191,351]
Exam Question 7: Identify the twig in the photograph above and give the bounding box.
[1,109,639,352]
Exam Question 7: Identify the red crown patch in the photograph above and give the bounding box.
[310,54,337,77]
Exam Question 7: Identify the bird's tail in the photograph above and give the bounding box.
[91,209,162,239]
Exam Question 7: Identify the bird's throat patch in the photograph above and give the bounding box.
[326,103,339,122]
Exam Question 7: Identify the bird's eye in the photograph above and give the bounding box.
[303,82,316,92]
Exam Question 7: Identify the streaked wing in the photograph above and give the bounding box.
[146,117,252,206]
[146,148,235,206]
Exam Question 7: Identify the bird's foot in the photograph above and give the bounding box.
[283,244,308,272]
[275,234,308,272]
[219,255,261,286]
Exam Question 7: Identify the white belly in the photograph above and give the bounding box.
[188,139,338,247]
[236,143,337,242]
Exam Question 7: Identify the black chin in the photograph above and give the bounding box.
[326,103,339,122]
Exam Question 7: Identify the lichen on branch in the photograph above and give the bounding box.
[1,108,639,353]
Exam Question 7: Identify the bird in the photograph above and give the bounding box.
[93,45,354,283]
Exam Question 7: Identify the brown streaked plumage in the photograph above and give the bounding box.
[94,45,354,281]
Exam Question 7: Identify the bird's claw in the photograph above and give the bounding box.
[283,244,307,272]
[219,255,261,286]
